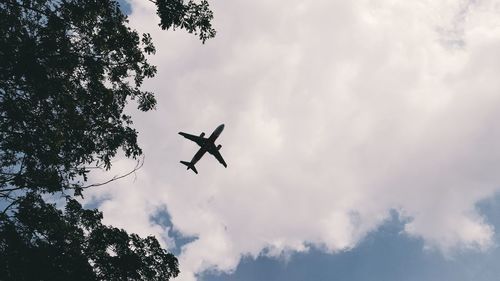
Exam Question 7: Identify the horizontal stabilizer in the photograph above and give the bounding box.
[180,161,198,174]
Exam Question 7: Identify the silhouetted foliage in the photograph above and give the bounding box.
[155,0,216,42]
[1,0,158,198]
[0,0,215,199]
[0,193,179,280]
[0,0,215,279]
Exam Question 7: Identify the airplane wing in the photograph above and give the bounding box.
[179,132,205,146]
[210,150,227,168]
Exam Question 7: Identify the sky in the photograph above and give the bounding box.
[88,0,500,280]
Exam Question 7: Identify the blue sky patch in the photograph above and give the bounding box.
[199,197,500,281]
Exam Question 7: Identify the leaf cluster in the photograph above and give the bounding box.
[155,0,216,43]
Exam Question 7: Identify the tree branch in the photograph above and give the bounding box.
[82,156,144,189]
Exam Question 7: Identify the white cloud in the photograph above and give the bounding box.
[84,0,500,280]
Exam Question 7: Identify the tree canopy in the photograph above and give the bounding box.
[1,194,179,281]
[0,0,215,279]
[0,0,215,198]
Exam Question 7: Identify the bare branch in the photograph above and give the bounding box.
[82,156,144,189]
[0,186,23,193]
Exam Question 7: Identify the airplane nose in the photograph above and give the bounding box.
[220,124,225,129]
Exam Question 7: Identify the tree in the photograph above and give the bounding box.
[0,0,215,199]
[0,0,215,279]
[1,193,179,281]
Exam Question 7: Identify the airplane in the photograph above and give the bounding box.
[179,124,227,174]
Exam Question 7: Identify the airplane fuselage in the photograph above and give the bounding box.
[209,124,224,141]
[189,124,225,165]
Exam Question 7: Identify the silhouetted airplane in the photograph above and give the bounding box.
[179,124,227,174]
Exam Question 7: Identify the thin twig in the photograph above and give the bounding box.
[0,186,23,193]
[82,156,144,189]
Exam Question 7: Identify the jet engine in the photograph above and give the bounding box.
[217,144,222,150]
[200,132,205,137]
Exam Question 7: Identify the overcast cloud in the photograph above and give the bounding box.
[84,0,500,280]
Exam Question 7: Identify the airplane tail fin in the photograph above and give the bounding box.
[180,161,198,174]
